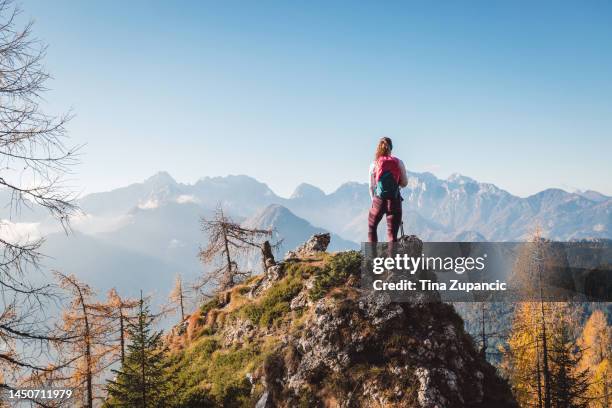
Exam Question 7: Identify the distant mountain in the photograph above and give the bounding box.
[74,169,611,256]
[286,181,371,237]
[26,170,609,244]
[242,204,358,257]
[575,189,610,203]
[289,183,326,200]
[79,171,183,216]
[286,173,610,242]
[78,172,283,218]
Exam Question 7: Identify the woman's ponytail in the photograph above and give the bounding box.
[375,137,393,160]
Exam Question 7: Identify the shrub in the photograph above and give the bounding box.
[283,261,320,278]
[176,389,214,408]
[260,302,291,327]
[200,297,220,315]
[238,266,303,327]
[309,251,362,300]
[192,337,218,357]
[208,345,262,404]
[200,326,215,336]
[168,339,269,407]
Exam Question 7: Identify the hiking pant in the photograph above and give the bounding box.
[368,197,402,242]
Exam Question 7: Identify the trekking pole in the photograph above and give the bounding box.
[400,221,405,238]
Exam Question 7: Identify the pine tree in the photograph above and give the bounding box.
[104,295,173,407]
[550,321,590,408]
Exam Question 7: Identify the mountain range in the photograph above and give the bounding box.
[1,170,609,300]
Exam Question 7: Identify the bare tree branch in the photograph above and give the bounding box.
[197,203,280,294]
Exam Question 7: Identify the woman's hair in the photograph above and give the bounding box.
[375,137,393,159]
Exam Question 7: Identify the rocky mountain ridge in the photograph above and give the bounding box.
[76,171,612,242]
[167,234,518,407]
[5,171,608,243]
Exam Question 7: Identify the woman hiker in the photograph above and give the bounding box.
[368,137,408,242]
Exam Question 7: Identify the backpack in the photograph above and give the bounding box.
[374,156,401,199]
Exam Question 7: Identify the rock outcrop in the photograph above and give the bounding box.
[168,234,517,408]
[285,232,331,259]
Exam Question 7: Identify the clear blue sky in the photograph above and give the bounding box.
[26,0,612,197]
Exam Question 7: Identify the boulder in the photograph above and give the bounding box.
[285,233,331,259]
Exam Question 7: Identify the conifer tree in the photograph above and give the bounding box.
[104,295,173,408]
[578,309,611,408]
[550,321,590,408]
[106,289,140,366]
[56,272,115,408]
[503,301,594,408]
[169,274,189,323]
[197,204,277,292]
[507,230,565,408]
[503,301,547,407]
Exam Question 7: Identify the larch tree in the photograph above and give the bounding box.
[106,288,140,366]
[503,301,593,408]
[502,301,548,407]
[578,309,611,408]
[169,274,190,323]
[507,229,572,408]
[197,204,279,292]
[0,0,79,389]
[55,272,115,408]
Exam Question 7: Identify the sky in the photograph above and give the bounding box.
[23,0,612,197]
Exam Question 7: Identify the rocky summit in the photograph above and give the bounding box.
[167,235,517,408]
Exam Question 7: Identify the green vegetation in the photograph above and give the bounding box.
[237,265,304,327]
[104,298,174,407]
[200,297,220,315]
[170,338,272,407]
[166,264,309,406]
[162,253,364,406]
[309,250,362,300]
[202,345,260,406]
[190,337,219,357]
